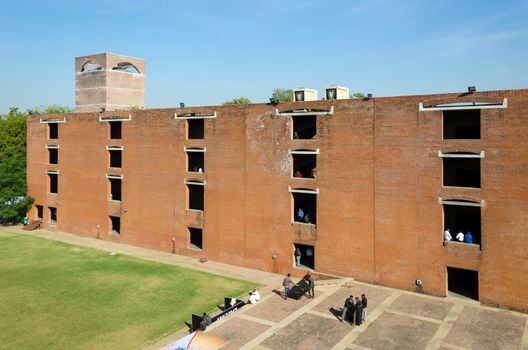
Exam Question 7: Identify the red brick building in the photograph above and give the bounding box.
[26,57,528,311]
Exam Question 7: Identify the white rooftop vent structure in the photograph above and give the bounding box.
[293,88,318,102]
[325,86,349,100]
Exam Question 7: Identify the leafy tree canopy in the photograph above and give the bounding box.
[271,88,293,102]
[0,107,34,223]
[222,97,252,106]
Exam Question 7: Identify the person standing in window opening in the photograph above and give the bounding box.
[303,214,311,223]
[293,131,299,139]
[444,228,452,242]
[294,170,303,177]
[464,231,473,244]
[456,230,464,242]
[295,247,301,266]
[297,207,304,222]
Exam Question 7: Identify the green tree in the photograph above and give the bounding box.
[271,88,293,102]
[27,105,73,115]
[223,97,252,106]
[0,108,34,223]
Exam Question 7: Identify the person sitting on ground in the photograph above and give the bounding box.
[294,170,303,177]
[456,230,464,242]
[230,298,236,307]
[200,312,212,331]
[248,292,257,304]
[251,288,261,301]
[464,231,473,244]
[444,228,452,242]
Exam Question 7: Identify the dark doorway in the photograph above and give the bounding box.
[48,148,58,164]
[49,123,58,139]
[187,151,205,172]
[443,109,480,139]
[294,243,315,269]
[292,153,316,178]
[447,267,479,300]
[443,156,480,188]
[49,207,57,223]
[110,121,122,139]
[443,204,481,246]
[109,178,122,201]
[292,115,316,139]
[187,119,204,139]
[36,205,43,220]
[189,227,203,249]
[187,184,204,211]
[293,191,317,225]
[110,216,120,235]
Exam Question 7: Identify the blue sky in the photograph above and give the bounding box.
[1,0,527,113]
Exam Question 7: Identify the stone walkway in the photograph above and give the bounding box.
[5,226,528,350]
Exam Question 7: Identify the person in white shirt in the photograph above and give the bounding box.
[252,289,260,301]
[444,228,452,242]
[456,230,464,242]
[248,292,257,304]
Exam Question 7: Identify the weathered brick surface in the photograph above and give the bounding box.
[27,89,528,311]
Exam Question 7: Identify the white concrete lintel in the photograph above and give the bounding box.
[106,145,124,150]
[184,147,206,152]
[289,148,320,155]
[438,197,485,207]
[419,98,507,111]
[438,151,484,158]
[46,170,59,174]
[106,174,123,179]
[40,117,66,123]
[99,115,132,122]
[185,180,206,186]
[175,111,217,120]
[276,106,334,117]
[45,144,59,149]
[288,186,319,194]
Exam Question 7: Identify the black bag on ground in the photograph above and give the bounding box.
[289,279,310,300]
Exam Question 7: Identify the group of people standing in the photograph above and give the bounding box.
[444,228,473,243]
[341,294,367,325]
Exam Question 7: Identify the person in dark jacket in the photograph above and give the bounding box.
[341,295,354,322]
[354,297,363,326]
[361,294,368,321]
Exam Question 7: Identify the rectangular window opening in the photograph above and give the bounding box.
[443,157,480,188]
[443,110,480,139]
[187,119,204,139]
[293,192,317,225]
[48,173,58,194]
[110,216,120,235]
[189,227,203,249]
[49,123,58,139]
[187,151,205,173]
[294,243,315,270]
[109,178,122,201]
[187,184,204,211]
[49,207,57,224]
[443,204,481,247]
[48,148,58,164]
[36,205,43,220]
[292,115,316,139]
[110,121,122,139]
[447,267,478,301]
[293,153,317,178]
[109,150,122,168]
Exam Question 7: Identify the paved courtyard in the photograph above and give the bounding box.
[7,227,528,350]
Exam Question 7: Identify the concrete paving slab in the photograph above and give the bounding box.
[389,293,454,321]
[443,306,525,350]
[261,313,352,350]
[207,317,270,350]
[352,312,439,350]
[242,292,312,323]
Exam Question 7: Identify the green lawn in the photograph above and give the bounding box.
[0,231,256,350]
